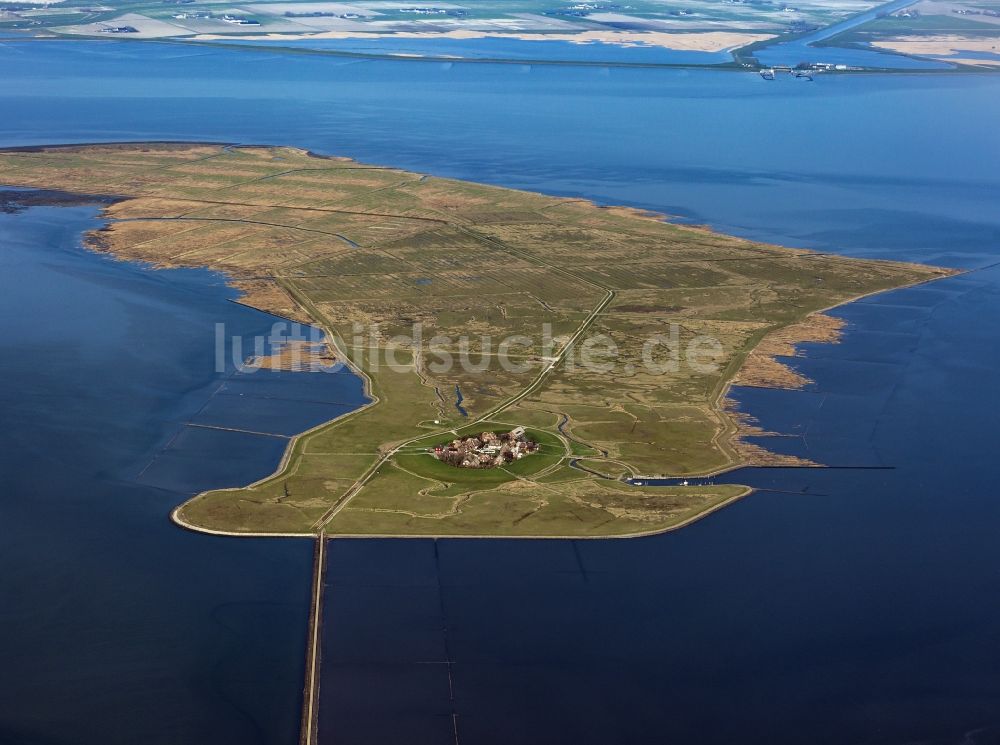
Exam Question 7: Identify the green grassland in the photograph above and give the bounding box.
[0,143,952,537]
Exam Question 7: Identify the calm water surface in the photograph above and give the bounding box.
[0,201,364,745]
[3,39,1000,744]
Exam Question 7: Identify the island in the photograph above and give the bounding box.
[0,142,953,538]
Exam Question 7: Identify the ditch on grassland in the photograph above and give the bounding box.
[0,142,954,538]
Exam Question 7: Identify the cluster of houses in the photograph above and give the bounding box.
[432,426,538,469]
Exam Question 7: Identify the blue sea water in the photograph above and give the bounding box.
[756,42,951,69]
[0,199,365,745]
[3,39,1000,745]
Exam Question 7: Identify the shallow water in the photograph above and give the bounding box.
[3,39,1000,744]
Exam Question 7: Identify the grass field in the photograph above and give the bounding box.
[0,143,953,537]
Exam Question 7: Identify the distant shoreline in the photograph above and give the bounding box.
[7,34,997,74]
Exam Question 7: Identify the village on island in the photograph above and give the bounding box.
[431,426,539,469]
